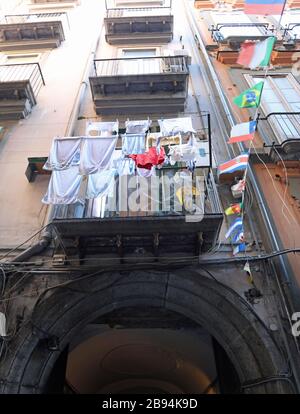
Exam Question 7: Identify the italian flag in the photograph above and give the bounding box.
[237,37,276,70]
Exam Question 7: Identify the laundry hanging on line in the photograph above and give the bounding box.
[158,117,196,136]
[42,166,84,205]
[129,147,166,170]
[122,134,146,156]
[79,137,117,175]
[43,138,81,171]
[86,169,117,199]
[125,119,152,134]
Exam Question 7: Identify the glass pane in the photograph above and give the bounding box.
[272,77,292,89]
[280,89,300,104]
[267,102,286,112]
[262,89,281,103]
[123,49,157,58]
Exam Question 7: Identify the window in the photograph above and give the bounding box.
[121,48,157,58]
[246,74,300,141]
[0,53,42,64]
[118,48,160,75]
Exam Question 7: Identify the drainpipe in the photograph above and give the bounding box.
[11,22,103,264]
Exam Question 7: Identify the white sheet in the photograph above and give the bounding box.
[86,169,117,199]
[43,138,81,171]
[158,117,196,136]
[79,137,117,175]
[42,167,83,205]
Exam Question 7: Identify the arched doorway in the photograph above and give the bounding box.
[0,270,293,394]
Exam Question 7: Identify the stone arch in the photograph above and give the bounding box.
[0,269,293,393]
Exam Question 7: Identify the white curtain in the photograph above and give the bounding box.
[42,167,83,205]
[43,138,81,171]
[79,137,117,175]
[158,117,196,136]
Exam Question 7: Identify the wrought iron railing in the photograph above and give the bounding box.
[93,55,188,77]
[0,63,45,96]
[3,12,70,29]
[208,23,275,43]
[52,168,222,221]
[282,23,300,42]
[257,112,300,143]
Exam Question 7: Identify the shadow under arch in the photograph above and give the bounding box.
[0,269,294,394]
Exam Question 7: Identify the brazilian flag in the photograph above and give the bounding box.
[233,81,264,108]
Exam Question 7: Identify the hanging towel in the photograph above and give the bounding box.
[86,121,119,137]
[42,167,83,205]
[86,169,117,199]
[122,133,145,155]
[129,147,166,170]
[112,150,136,176]
[158,117,196,136]
[125,119,152,134]
[168,143,198,166]
[43,138,81,171]
[79,137,117,175]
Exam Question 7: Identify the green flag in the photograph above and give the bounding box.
[233,81,264,108]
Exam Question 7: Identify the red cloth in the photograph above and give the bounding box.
[129,147,166,170]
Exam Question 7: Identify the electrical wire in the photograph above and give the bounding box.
[250,141,297,225]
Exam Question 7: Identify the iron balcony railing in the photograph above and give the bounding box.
[0,62,45,96]
[282,23,300,42]
[257,112,300,144]
[208,22,275,44]
[52,168,223,221]
[93,55,188,77]
[3,12,70,29]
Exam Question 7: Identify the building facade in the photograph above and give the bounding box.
[0,0,299,394]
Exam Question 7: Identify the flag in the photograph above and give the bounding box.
[233,81,264,108]
[232,231,245,243]
[244,262,254,284]
[237,37,276,70]
[228,121,256,144]
[218,154,249,177]
[225,202,243,216]
[225,217,243,239]
[244,0,286,15]
[233,243,247,256]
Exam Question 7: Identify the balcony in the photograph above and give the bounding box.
[104,0,173,45]
[0,13,67,51]
[209,23,275,50]
[89,55,190,115]
[45,115,222,259]
[257,112,300,156]
[0,62,45,120]
[51,170,223,259]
